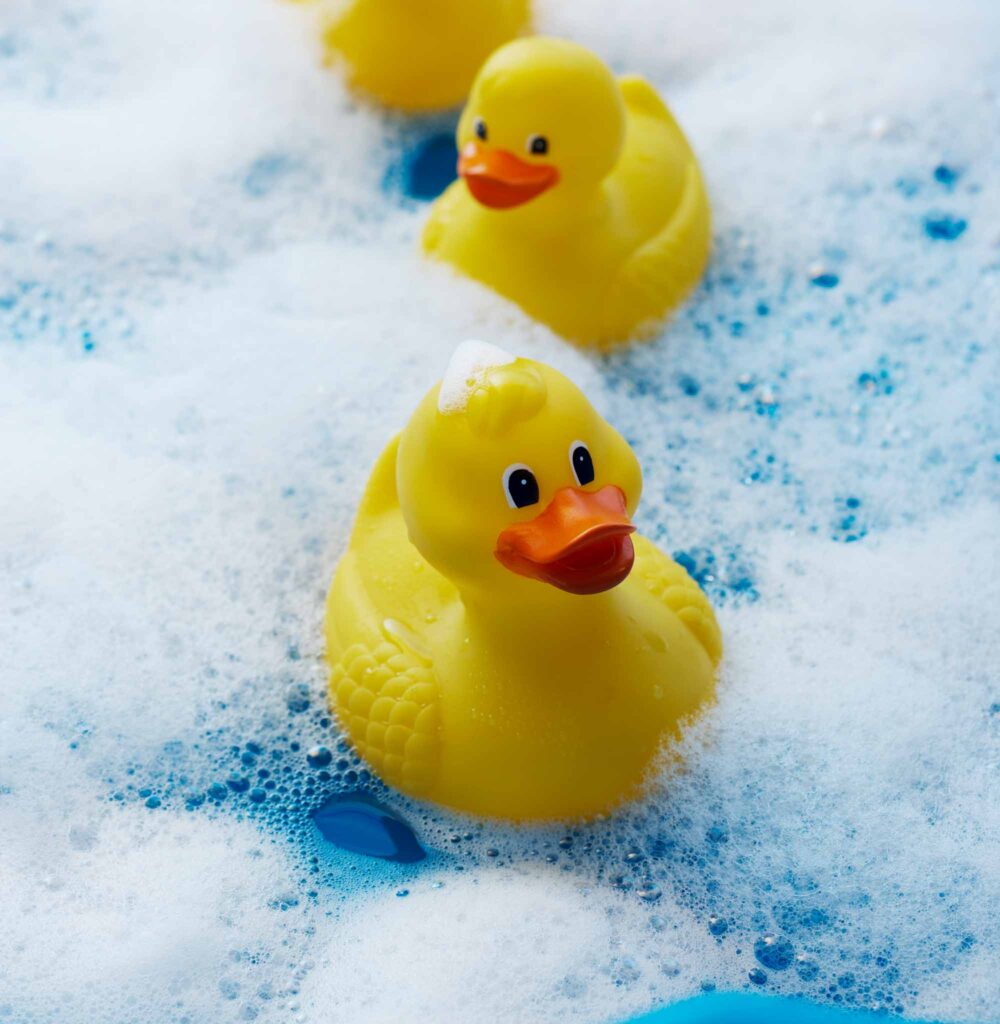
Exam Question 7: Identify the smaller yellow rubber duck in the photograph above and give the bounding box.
[318,0,531,112]
[324,342,721,821]
[423,37,711,347]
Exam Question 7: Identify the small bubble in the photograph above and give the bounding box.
[285,682,311,713]
[748,967,768,986]
[306,746,332,768]
[755,935,794,971]
[796,954,820,981]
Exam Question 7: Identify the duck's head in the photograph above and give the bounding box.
[398,342,642,600]
[455,37,625,211]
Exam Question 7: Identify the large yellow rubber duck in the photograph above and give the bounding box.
[423,38,711,347]
[324,342,721,821]
[318,0,531,112]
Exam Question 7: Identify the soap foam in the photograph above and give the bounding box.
[437,339,518,413]
[1,0,998,1022]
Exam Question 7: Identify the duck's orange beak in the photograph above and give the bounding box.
[458,141,559,209]
[495,485,636,595]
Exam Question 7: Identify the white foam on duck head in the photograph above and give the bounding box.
[437,339,516,414]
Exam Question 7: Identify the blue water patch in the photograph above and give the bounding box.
[383,115,459,202]
[621,993,951,1024]
[923,213,967,241]
[810,272,840,289]
[312,791,426,863]
[832,495,868,543]
[933,164,960,188]
[672,546,759,604]
[403,132,459,200]
[243,152,305,198]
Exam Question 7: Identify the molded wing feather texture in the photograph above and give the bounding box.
[636,539,722,666]
[330,641,441,797]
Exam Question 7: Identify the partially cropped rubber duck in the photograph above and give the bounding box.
[319,0,531,112]
[423,38,711,347]
[324,342,721,821]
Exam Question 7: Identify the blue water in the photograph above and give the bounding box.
[625,993,943,1024]
[311,792,426,863]
[385,121,459,202]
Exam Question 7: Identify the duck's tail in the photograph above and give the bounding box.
[599,79,711,347]
[599,162,710,346]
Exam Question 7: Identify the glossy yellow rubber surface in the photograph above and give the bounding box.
[320,0,530,112]
[324,344,721,821]
[423,37,711,347]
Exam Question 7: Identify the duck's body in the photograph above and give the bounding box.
[320,0,530,112]
[325,344,721,821]
[423,40,710,346]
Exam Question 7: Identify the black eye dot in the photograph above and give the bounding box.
[529,134,548,155]
[474,118,487,141]
[571,444,595,486]
[505,466,540,509]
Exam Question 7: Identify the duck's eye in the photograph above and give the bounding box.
[569,442,595,486]
[474,118,487,141]
[528,134,548,156]
[503,464,540,509]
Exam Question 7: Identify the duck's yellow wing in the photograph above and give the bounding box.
[599,76,711,346]
[634,535,722,666]
[330,641,440,797]
[325,436,448,798]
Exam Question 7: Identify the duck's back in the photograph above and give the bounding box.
[599,77,711,343]
[612,76,698,239]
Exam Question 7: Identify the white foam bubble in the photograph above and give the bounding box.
[298,870,728,1024]
[437,339,517,413]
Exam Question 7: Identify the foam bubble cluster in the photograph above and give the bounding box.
[1,1,998,1023]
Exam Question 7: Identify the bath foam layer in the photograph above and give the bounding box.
[0,0,998,1022]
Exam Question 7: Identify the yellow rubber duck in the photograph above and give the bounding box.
[324,342,721,821]
[423,37,711,347]
[318,0,531,112]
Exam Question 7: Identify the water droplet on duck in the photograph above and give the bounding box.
[382,618,431,661]
[644,630,666,654]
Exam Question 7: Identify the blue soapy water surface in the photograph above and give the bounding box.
[384,117,459,202]
[923,214,967,241]
[311,791,426,863]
